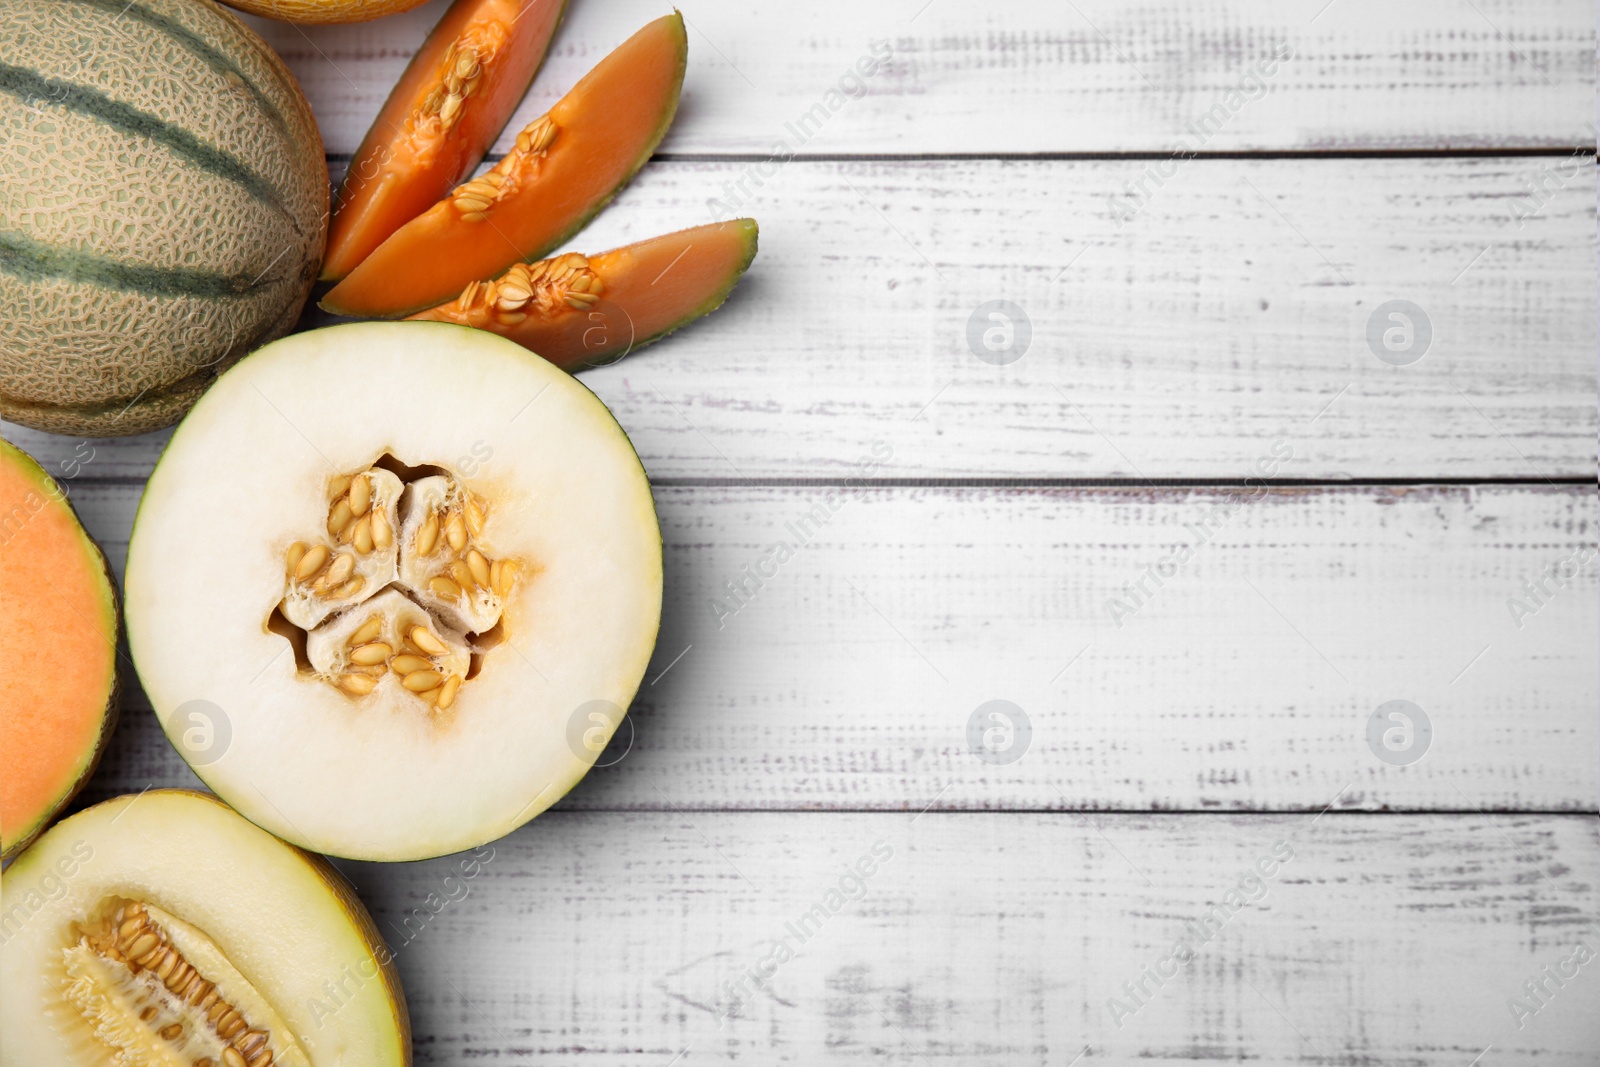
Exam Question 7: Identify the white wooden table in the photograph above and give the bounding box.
[6,1,1597,1062]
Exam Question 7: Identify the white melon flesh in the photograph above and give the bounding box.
[125,322,663,861]
[0,791,408,1067]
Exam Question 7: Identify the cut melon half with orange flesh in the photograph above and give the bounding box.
[322,0,569,281]
[410,218,758,370]
[322,12,688,318]
[0,438,120,860]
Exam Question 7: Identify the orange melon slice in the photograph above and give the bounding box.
[0,438,120,859]
[322,12,687,319]
[322,0,569,281]
[410,218,758,370]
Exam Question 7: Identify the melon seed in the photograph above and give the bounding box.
[159,1023,182,1040]
[448,559,477,593]
[284,542,308,578]
[493,559,520,597]
[325,553,355,586]
[353,515,374,554]
[295,545,329,581]
[372,508,394,550]
[409,626,449,655]
[337,577,365,599]
[327,500,352,538]
[403,670,443,692]
[339,674,376,696]
[349,642,392,666]
[429,575,462,600]
[437,674,462,710]
[446,511,468,551]
[465,549,491,588]
[416,513,440,556]
[126,932,159,960]
[390,655,433,676]
[349,616,383,647]
[223,1049,247,1067]
[349,474,371,517]
[496,283,532,307]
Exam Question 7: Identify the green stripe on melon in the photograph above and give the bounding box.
[0,0,327,438]
[60,0,293,135]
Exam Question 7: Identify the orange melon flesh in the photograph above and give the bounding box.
[322,0,568,281]
[410,218,758,370]
[0,439,120,859]
[322,12,687,319]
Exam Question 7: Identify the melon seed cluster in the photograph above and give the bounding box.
[282,470,402,630]
[72,902,291,1067]
[278,466,520,709]
[450,113,558,222]
[335,611,465,711]
[422,38,491,131]
[453,251,603,328]
[397,474,518,635]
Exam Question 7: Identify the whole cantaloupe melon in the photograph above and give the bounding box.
[0,0,327,437]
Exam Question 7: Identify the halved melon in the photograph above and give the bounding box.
[323,0,569,281]
[0,790,409,1067]
[321,13,688,318]
[124,321,662,861]
[0,438,120,860]
[410,218,758,370]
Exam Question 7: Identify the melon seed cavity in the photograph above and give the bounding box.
[275,464,521,711]
[63,901,309,1067]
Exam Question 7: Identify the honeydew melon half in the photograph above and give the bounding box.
[0,790,408,1067]
[125,321,662,861]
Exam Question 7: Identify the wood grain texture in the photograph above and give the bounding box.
[238,0,1596,154]
[6,156,1594,480]
[315,812,1600,1065]
[65,482,1596,813]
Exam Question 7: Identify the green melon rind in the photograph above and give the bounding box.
[0,438,122,861]
[565,217,758,373]
[319,11,688,319]
[129,321,663,861]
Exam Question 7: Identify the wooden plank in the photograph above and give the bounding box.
[238,0,1597,155]
[318,812,1599,1065]
[7,155,1594,480]
[66,482,1597,814]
